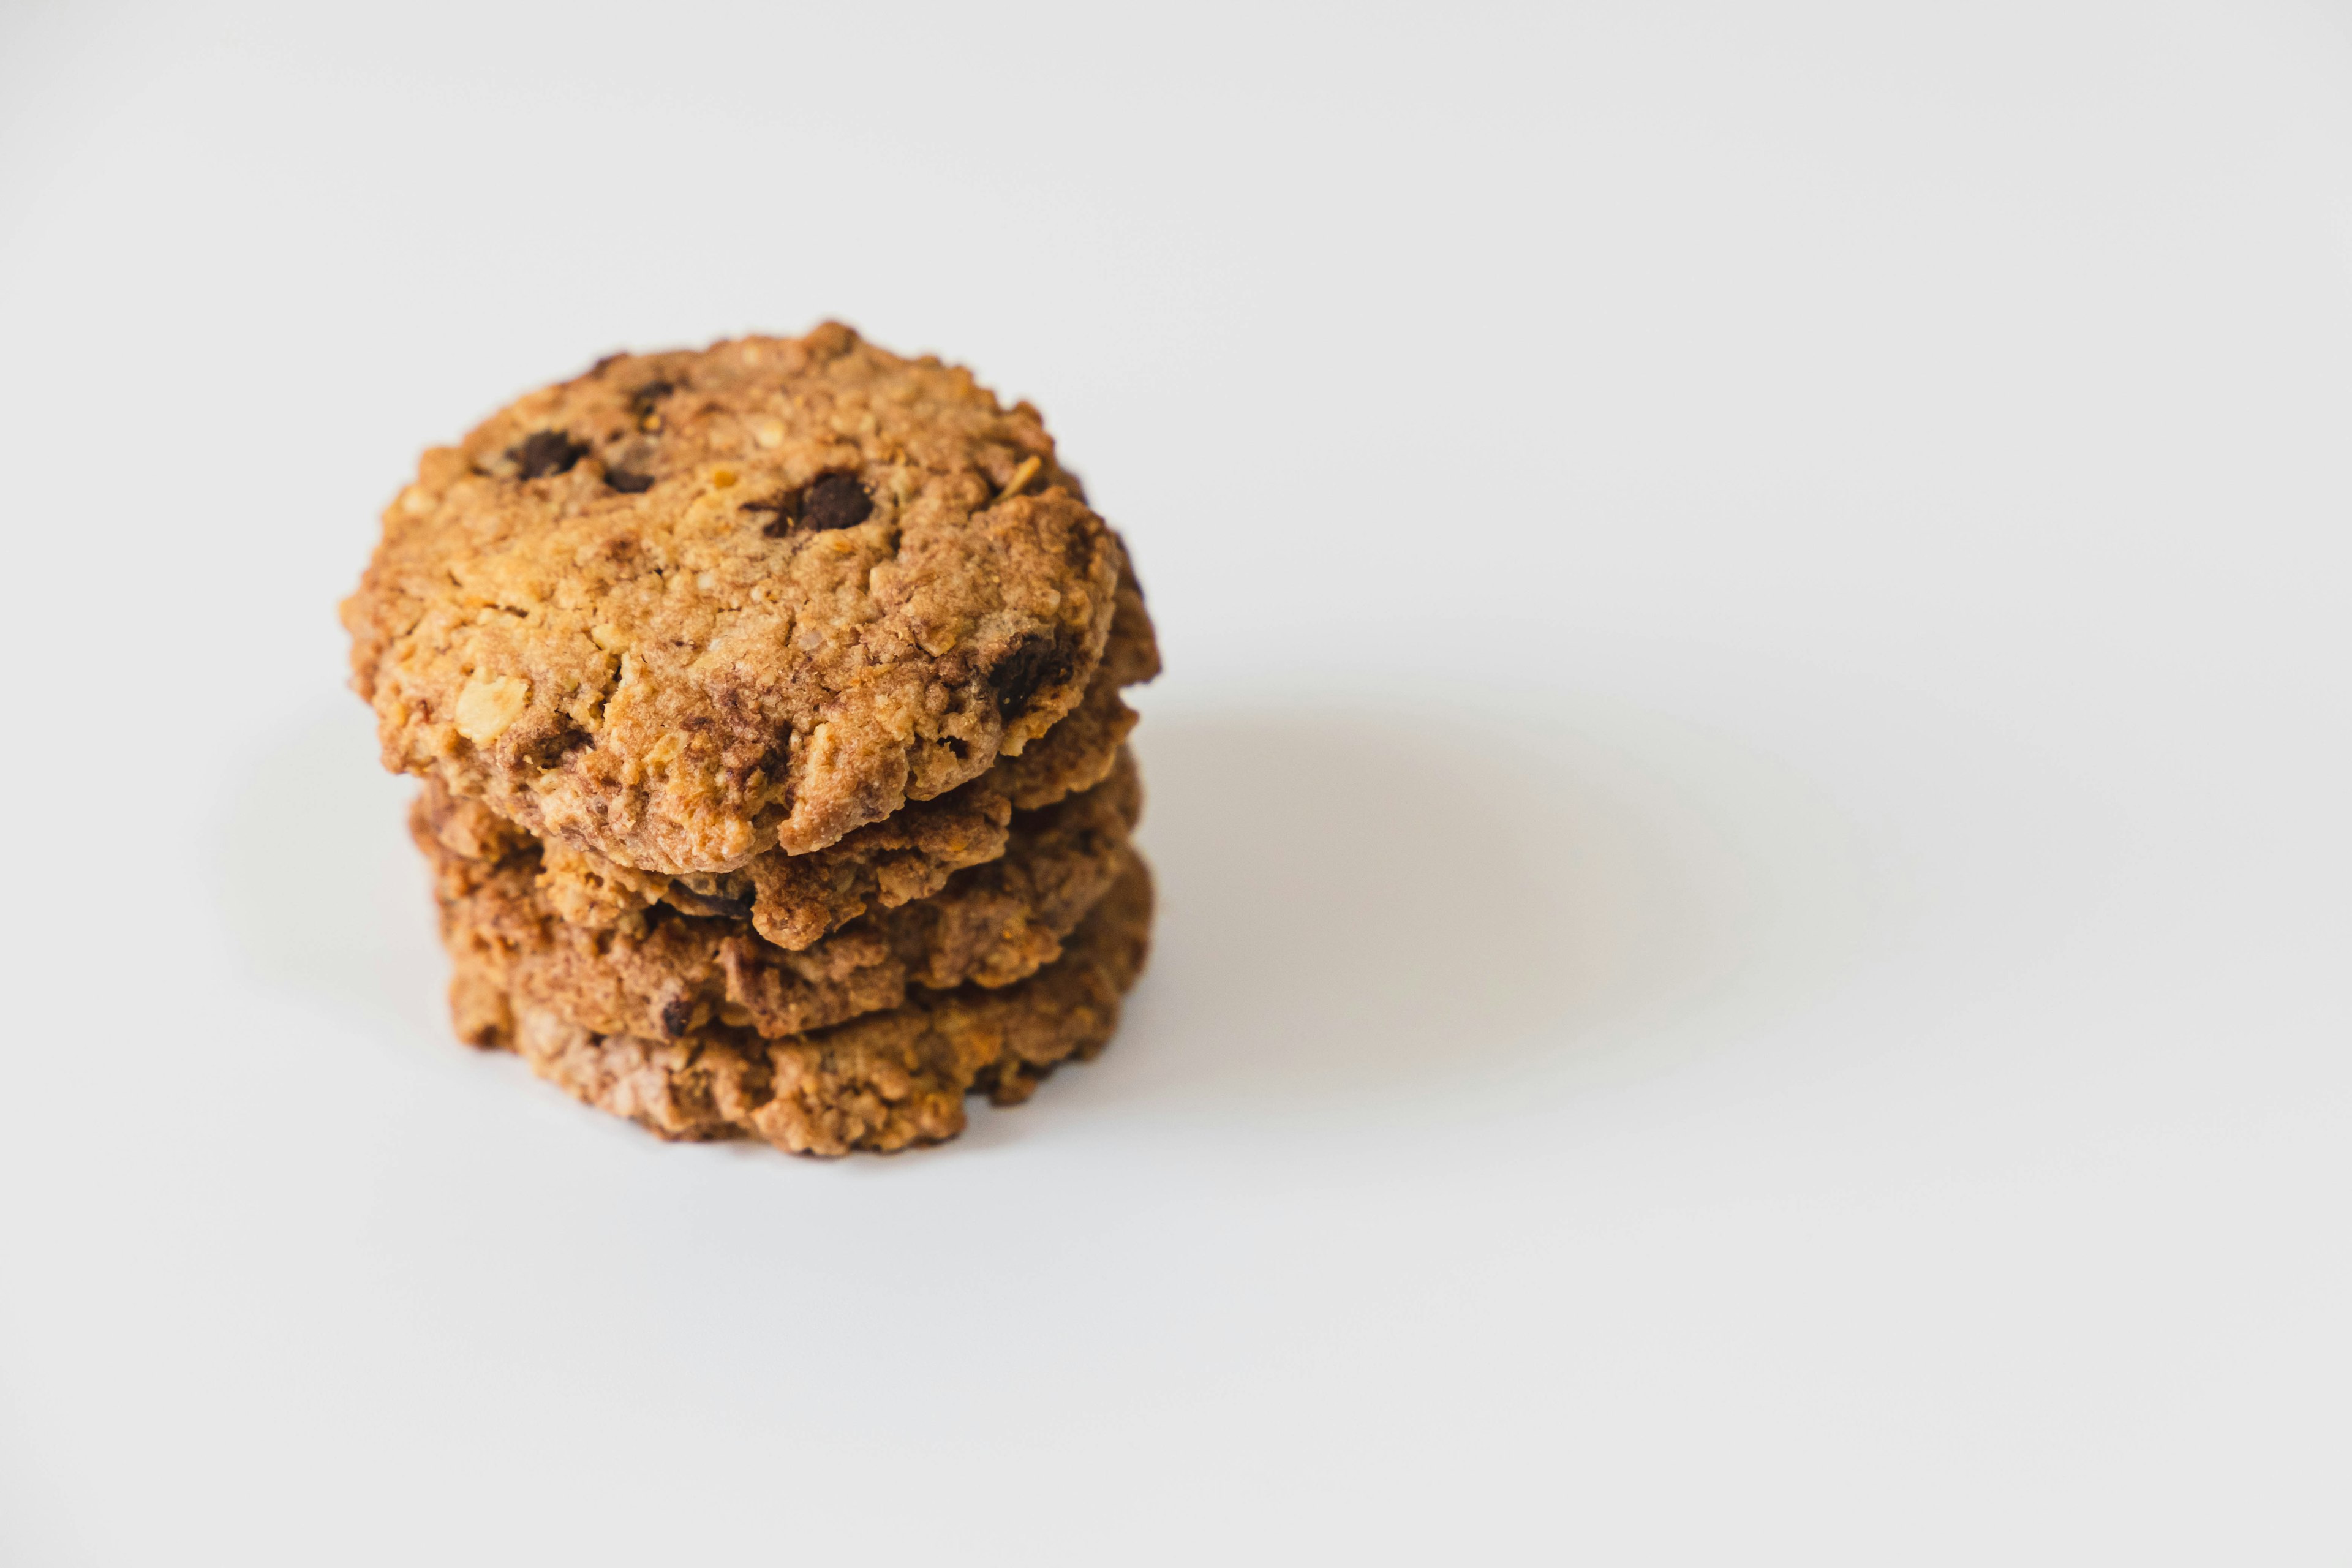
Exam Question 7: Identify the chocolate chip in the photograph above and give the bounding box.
[744,473,869,538]
[605,469,655,494]
[984,631,1073,720]
[802,472,872,531]
[660,997,696,1038]
[510,430,589,480]
[628,380,676,418]
[517,723,592,770]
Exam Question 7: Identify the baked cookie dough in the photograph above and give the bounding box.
[345,323,1129,874]
[418,753,1143,1044]
[450,861,1153,1156]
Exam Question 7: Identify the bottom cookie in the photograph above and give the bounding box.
[450,859,1154,1156]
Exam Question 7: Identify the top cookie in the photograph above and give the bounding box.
[344,323,1126,874]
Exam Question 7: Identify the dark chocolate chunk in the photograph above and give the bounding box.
[742,472,870,538]
[984,631,1072,720]
[801,472,873,532]
[510,430,589,480]
[660,997,696,1038]
[605,469,655,494]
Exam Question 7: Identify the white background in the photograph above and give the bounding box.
[2,1,2348,1560]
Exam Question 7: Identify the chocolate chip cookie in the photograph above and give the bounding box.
[345,323,1128,875]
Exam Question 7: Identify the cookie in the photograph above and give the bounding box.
[418,753,1143,1044]
[344,323,1129,876]
[450,860,1153,1156]
[502,565,1158,949]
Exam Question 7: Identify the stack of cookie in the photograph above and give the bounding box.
[341,325,1159,1155]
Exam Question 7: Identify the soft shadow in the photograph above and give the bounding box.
[1083,693,1882,1116]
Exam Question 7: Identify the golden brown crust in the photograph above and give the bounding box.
[461,861,1153,1156]
[344,323,1128,875]
[417,755,1142,1044]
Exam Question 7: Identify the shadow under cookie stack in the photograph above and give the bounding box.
[341,325,1159,1156]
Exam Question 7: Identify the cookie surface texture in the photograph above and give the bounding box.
[344,323,1124,873]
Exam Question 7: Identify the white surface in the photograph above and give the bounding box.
[2,1,2348,1560]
